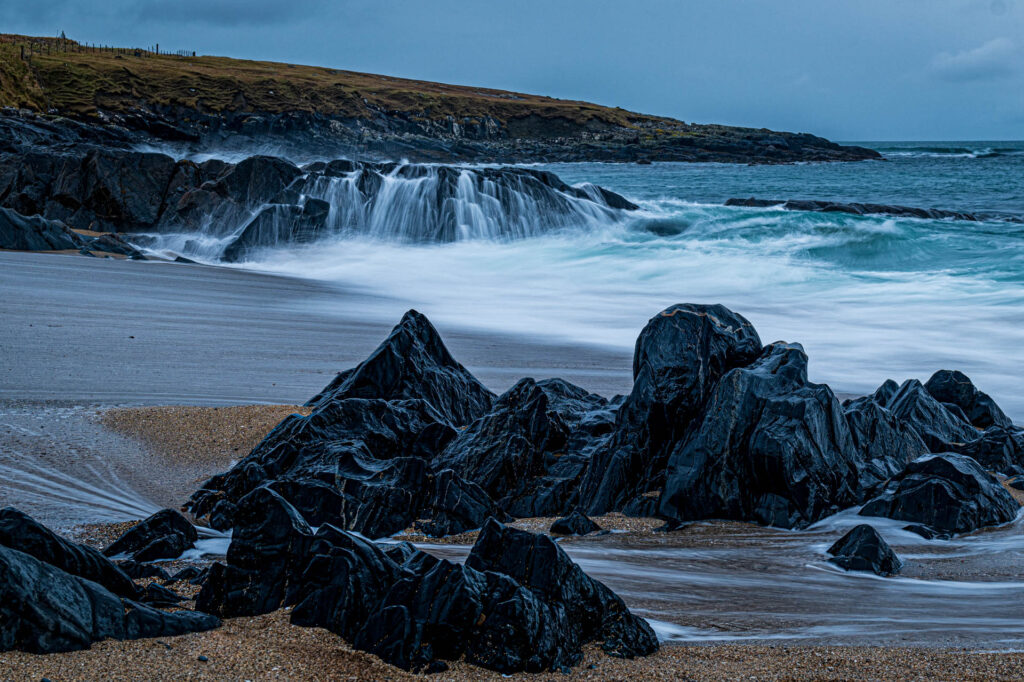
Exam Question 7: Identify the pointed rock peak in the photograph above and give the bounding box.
[308,310,495,426]
[827,524,903,576]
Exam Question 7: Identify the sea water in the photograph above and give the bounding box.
[223,141,1024,417]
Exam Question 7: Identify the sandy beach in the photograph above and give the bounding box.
[3,252,1024,680]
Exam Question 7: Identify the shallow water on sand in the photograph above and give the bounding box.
[6,401,1022,650]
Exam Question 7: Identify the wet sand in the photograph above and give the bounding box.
[0,251,633,405]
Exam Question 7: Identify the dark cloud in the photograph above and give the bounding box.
[931,38,1018,82]
[134,0,331,27]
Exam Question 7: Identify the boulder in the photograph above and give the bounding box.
[550,511,602,536]
[859,453,1019,534]
[826,524,903,576]
[0,507,139,598]
[658,342,862,529]
[306,310,495,426]
[0,545,219,654]
[924,370,1014,430]
[579,303,762,515]
[103,508,198,562]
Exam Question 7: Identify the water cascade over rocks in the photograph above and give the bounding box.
[0,148,638,261]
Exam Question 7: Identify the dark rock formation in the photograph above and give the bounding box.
[433,377,615,516]
[902,523,951,540]
[951,426,1024,476]
[886,379,980,451]
[0,507,140,598]
[658,342,862,528]
[0,205,84,250]
[307,310,494,425]
[859,453,1019,534]
[0,544,219,654]
[103,508,198,562]
[725,197,1022,224]
[579,303,762,516]
[924,370,1014,430]
[826,524,903,576]
[550,511,602,536]
[198,507,656,673]
[843,387,930,494]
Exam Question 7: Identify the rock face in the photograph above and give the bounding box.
[197,509,657,673]
[579,303,763,516]
[826,524,903,576]
[103,509,198,562]
[658,342,862,529]
[859,453,1019,534]
[550,511,602,536]
[188,311,503,539]
[886,379,980,452]
[0,509,220,655]
[0,205,84,250]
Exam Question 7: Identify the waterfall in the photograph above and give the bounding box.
[138,162,636,262]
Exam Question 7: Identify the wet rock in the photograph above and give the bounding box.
[0,546,219,654]
[1008,475,1024,492]
[951,426,1024,475]
[550,511,602,536]
[924,370,1013,430]
[580,303,762,515]
[826,524,903,576]
[434,377,613,516]
[117,560,171,581]
[141,582,186,607]
[0,206,84,250]
[859,453,1019,534]
[0,507,139,598]
[886,379,979,451]
[902,524,951,540]
[196,487,313,618]
[307,310,495,426]
[465,519,658,665]
[725,197,1015,224]
[168,565,205,583]
[843,390,929,494]
[658,342,862,528]
[103,509,198,562]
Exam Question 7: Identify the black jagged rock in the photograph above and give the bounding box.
[550,511,602,536]
[103,508,198,562]
[826,524,903,576]
[859,453,1019,534]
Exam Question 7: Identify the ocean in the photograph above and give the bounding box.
[170,141,1024,417]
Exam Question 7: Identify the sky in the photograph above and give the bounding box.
[3,0,1023,140]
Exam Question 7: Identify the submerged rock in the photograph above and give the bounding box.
[658,342,861,529]
[103,508,198,562]
[550,511,602,536]
[826,524,903,576]
[859,453,1019,534]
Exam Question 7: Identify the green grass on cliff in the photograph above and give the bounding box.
[0,34,678,131]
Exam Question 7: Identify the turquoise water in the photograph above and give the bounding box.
[238,142,1024,417]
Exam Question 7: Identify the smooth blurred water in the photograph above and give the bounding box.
[222,142,1024,418]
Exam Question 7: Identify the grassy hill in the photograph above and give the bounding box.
[0,35,665,128]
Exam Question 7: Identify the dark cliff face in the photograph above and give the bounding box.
[0,104,878,166]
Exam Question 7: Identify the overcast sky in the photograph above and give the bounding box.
[4,0,1023,140]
